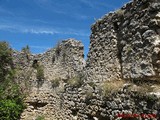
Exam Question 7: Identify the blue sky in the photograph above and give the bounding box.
[0,0,130,57]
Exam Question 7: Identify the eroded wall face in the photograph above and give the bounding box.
[13,39,85,82]
[85,14,122,82]
[120,0,160,80]
[86,0,160,82]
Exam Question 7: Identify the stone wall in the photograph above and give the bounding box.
[13,0,160,120]
[85,0,160,82]
[13,38,85,81]
[12,39,85,120]
[62,83,159,120]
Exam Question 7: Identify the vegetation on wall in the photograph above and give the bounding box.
[101,80,125,97]
[67,73,84,87]
[51,78,60,88]
[55,41,61,57]
[32,59,45,81]
[36,65,45,81]
[35,115,45,120]
[0,41,25,120]
[21,45,30,61]
[0,41,13,82]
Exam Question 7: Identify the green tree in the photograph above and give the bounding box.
[0,41,13,82]
[0,41,25,120]
[21,45,30,54]
[21,45,30,61]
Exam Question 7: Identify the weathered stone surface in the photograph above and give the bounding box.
[85,0,160,82]
[11,0,160,120]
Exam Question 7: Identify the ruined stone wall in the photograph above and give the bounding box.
[12,39,85,120]
[86,0,160,82]
[14,0,160,120]
[85,13,121,83]
[62,83,159,120]
[13,38,85,82]
[120,0,160,80]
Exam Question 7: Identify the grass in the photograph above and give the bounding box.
[115,9,125,17]
[67,76,83,87]
[51,78,60,88]
[35,115,45,120]
[101,80,125,97]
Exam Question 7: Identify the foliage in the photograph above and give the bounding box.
[85,89,93,105]
[21,45,30,54]
[36,65,45,80]
[67,75,84,87]
[55,41,61,56]
[35,115,45,120]
[22,45,31,61]
[101,80,125,97]
[51,78,60,88]
[88,82,96,89]
[0,99,24,120]
[0,41,25,120]
[0,41,13,82]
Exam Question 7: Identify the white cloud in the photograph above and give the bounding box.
[0,24,89,36]
[30,45,50,49]
[79,0,116,9]
[22,28,57,35]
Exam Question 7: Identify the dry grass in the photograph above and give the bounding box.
[101,80,126,97]
[67,76,83,87]
[115,9,125,16]
[51,78,60,88]
[127,81,158,94]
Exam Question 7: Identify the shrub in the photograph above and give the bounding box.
[35,115,45,120]
[85,89,93,104]
[36,65,44,80]
[0,79,25,118]
[0,41,25,120]
[67,75,83,87]
[21,45,30,54]
[55,41,61,56]
[21,45,30,61]
[101,80,125,97]
[0,99,24,120]
[88,82,96,88]
[51,78,60,88]
[0,41,13,82]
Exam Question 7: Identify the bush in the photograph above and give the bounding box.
[36,65,44,80]
[0,41,25,120]
[85,89,93,105]
[55,41,61,56]
[35,115,45,120]
[21,45,30,61]
[0,99,24,120]
[88,82,96,89]
[67,75,83,87]
[51,78,60,88]
[0,77,25,120]
[101,80,125,97]
[21,45,30,54]
[0,41,13,82]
